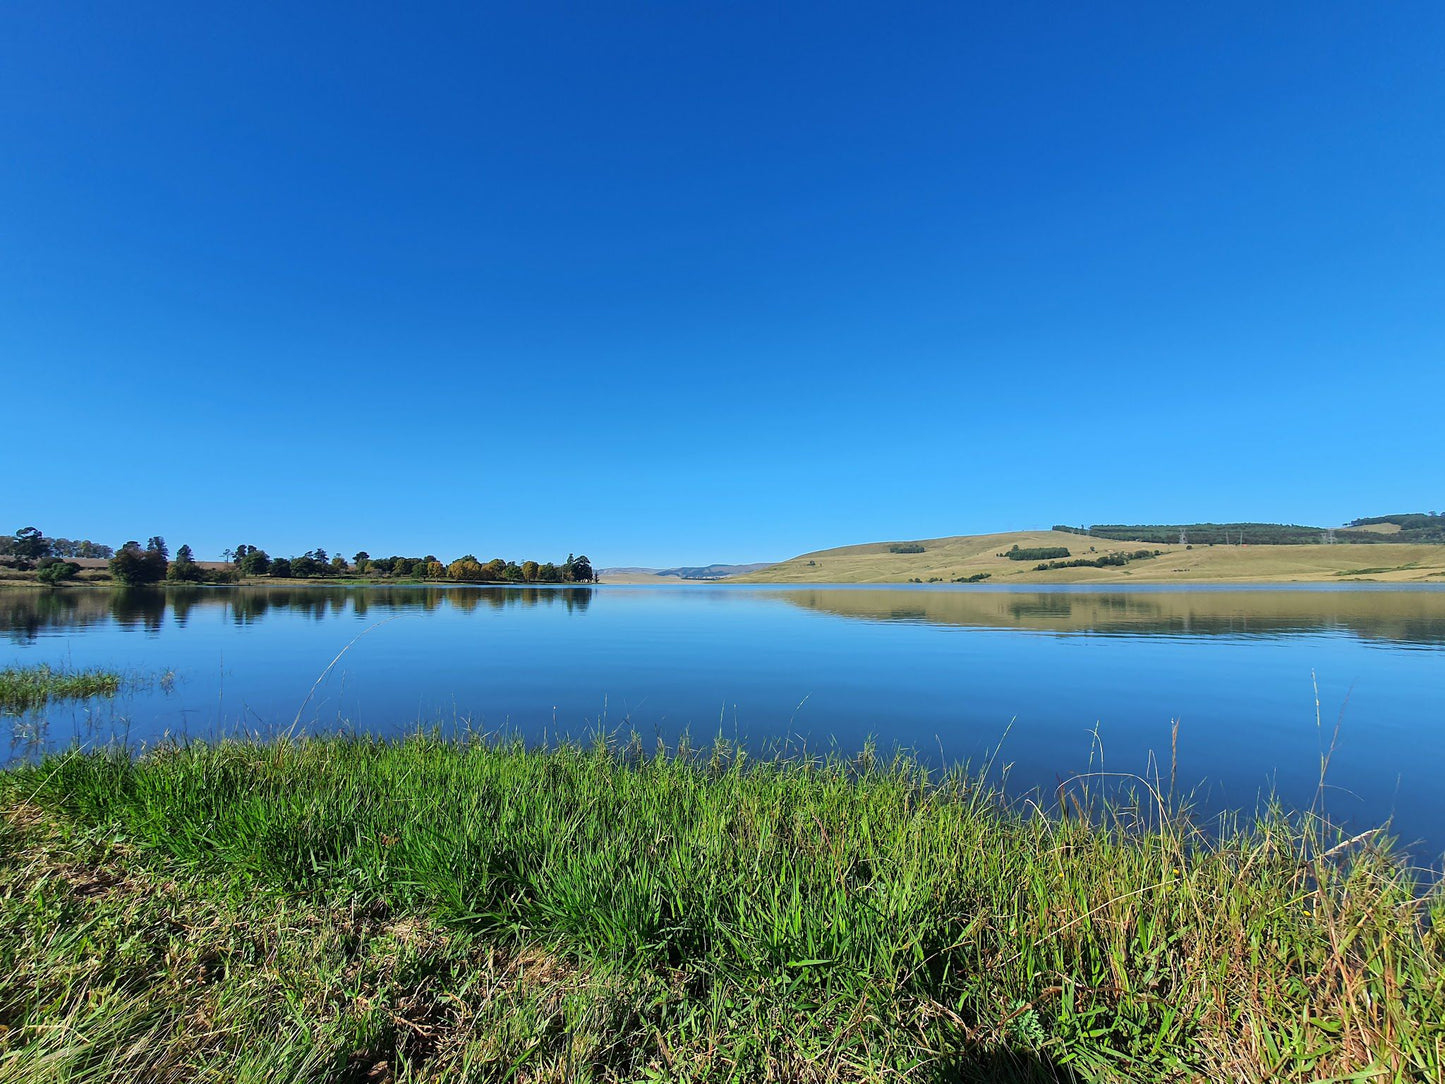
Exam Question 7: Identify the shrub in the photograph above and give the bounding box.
[36,559,81,585]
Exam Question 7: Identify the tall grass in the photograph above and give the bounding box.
[2,733,1442,1082]
[0,663,122,712]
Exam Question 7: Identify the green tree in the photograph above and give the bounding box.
[146,537,168,560]
[110,542,166,585]
[175,544,194,564]
[238,549,271,577]
[522,560,539,582]
[353,551,371,574]
[12,527,50,561]
[269,557,293,578]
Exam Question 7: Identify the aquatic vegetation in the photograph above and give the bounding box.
[0,663,123,712]
[2,734,1441,1082]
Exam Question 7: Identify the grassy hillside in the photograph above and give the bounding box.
[734,530,1445,584]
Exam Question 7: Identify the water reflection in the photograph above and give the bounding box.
[776,586,1445,647]
[0,585,596,643]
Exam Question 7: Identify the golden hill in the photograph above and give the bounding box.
[731,530,1445,584]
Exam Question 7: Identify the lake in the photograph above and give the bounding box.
[4,583,1443,862]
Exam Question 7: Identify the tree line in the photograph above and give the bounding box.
[3,527,597,587]
[1054,513,1445,546]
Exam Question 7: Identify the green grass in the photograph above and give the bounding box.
[2,734,1442,1082]
[0,663,123,712]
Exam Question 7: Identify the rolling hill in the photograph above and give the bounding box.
[731,523,1445,585]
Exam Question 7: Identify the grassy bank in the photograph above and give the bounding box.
[0,663,123,712]
[2,736,1442,1082]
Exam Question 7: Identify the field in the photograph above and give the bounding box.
[2,735,1442,1083]
[733,530,1445,585]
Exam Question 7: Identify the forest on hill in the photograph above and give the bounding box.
[1053,512,1445,546]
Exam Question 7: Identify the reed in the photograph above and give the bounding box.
[1,733,1441,1082]
[0,663,122,712]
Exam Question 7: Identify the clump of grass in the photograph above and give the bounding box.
[2,734,1442,1082]
[0,663,123,712]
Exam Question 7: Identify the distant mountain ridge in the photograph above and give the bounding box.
[599,563,773,582]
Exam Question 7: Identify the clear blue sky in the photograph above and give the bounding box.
[4,3,1442,566]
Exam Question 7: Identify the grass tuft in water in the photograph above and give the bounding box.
[1,733,1442,1082]
[0,663,123,712]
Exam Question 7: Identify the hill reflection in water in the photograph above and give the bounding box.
[773,585,1445,648]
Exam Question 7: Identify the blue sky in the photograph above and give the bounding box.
[3,3,1442,566]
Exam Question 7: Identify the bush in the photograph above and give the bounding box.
[36,559,80,585]
[889,544,926,554]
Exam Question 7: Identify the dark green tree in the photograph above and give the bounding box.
[12,527,50,561]
[110,542,166,585]
[238,549,271,577]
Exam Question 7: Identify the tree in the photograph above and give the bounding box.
[269,557,293,578]
[571,554,595,583]
[331,555,349,574]
[12,527,50,561]
[353,551,370,574]
[447,555,485,581]
[110,542,166,585]
[146,537,168,560]
[522,560,539,582]
[238,549,271,577]
[175,544,194,564]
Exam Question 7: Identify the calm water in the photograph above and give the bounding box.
[4,583,1443,860]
